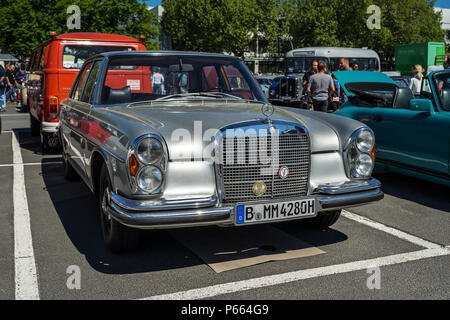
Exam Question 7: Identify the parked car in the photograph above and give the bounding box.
[334,70,450,187]
[60,51,383,252]
[255,76,274,99]
[26,32,146,150]
[268,75,303,107]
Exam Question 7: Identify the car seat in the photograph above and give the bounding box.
[393,87,414,109]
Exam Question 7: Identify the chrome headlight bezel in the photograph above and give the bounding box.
[136,165,163,193]
[355,129,375,153]
[344,128,375,179]
[127,134,168,195]
[135,137,164,165]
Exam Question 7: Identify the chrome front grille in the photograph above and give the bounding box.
[280,78,297,98]
[217,132,310,204]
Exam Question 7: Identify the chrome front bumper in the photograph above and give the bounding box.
[107,178,384,229]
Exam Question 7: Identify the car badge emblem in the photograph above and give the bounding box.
[262,103,274,118]
[279,166,290,179]
[268,125,277,135]
[252,181,267,196]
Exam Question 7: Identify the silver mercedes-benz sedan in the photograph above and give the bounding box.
[59,51,383,252]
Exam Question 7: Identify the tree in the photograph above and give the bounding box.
[0,0,159,60]
[284,0,444,66]
[161,0,281,57]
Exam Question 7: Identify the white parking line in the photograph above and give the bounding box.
[12,130,40,300]
[341,210,443,249]
[140,247,450,300]
[0,162,63,168]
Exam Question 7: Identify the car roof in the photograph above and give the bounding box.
[86,50,242,61]
[53,32,141,42]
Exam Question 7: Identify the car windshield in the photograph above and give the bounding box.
[99,55,266,105]
[434,72,450,111]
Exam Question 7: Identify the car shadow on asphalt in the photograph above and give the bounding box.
[16,130,61,157]
[373,172,450,213]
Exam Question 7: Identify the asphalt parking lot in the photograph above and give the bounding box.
[1,104,449,300]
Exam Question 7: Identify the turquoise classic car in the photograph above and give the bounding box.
[334,70,450,186]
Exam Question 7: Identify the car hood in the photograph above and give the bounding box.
[105,101,342,160]
[333,71,398,97]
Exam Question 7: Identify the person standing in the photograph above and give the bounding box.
[0,63,7,112]
[6,64,18,102]
[409,64,424,96]
[307,61,335,112]
[339,58,351,71]
[152,67,165,95]
[302,60,319,90]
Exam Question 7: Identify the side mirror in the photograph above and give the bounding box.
[409,99,433,112]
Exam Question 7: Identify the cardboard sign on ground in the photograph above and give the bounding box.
[169,225,325,273]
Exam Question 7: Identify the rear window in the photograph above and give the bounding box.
[62,45,135,69]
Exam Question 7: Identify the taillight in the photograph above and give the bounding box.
[49,96,59,119]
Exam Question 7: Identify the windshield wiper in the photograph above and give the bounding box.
[154,92,242,101]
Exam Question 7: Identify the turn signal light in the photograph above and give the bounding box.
[50,31,57,37]
[371,143,376,161]
[49,96,59,119]
[129,154,140,177]
[139,35,146,40]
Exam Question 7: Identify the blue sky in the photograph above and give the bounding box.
[144,0,450,8]
[142,0,162,7]
[436,0,450,8]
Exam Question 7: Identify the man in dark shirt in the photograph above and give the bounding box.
[302,60,319,91]
[5,64,18,102]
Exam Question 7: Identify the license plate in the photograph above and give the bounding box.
[235,198,316,225]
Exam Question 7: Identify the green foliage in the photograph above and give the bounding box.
[0,0,159,60]
[162,0,445,62]
[286,0,444,63]
[161,0,281,57]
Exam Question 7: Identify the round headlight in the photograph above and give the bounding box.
[137,166,163,193]
[354,153,374,177]
[356,130,374,153]
[136,138,163,164]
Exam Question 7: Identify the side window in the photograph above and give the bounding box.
[420,78,432,99]
[32,48,42,70]
[39,46,46,70]
[72,62,92,100]
[81,61,101,103]
[27,52,35,71]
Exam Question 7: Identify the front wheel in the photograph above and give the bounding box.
[307,210,341,229]
[98,164,141,253]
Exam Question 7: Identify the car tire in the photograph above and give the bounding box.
[98,163,141,253]
[307,210,341,229]
[30,113,40,136]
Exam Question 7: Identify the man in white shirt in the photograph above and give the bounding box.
[409,64,424,96]
[152,67,165,95]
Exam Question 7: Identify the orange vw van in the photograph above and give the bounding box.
[27,32,146,149]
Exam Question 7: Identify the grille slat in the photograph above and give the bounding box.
[217,133,310,204]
